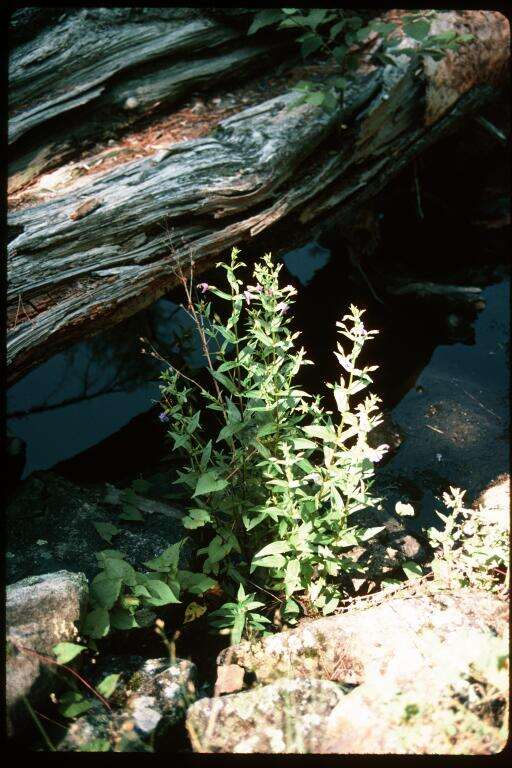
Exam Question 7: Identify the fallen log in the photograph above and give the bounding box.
[8,8,287,192]
[7,11,509,386]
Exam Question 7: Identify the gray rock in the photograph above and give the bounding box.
[186,677,345,753]
[58,655,197,751]
[208,587,508,754]
[343,502,426,585]
[6,570,88,736]
[6,472,188,584]
[217,587,508,688]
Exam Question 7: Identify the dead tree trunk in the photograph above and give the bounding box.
[7,10,509,385]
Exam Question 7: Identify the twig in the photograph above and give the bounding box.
[413,159,424,220]
[347,246,385,306]
[22,696,56,751]
[12,642,112,711]
[426,424,444,434]
[461,388,502,421]
[474,115,507,146]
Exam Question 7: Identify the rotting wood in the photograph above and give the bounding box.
[7,10,509,386]
[8,7,289,192]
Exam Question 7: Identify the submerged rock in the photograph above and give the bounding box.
[186,677,345,753]
[6,570,88,737]
[58,655,197,752]
[6,472,187,583]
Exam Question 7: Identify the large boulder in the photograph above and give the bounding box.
[203,587,508,754]
[186,678,345,753]
[216,588,508,688]
[58,655,197,752]
[320,630,508,754]
[6,570,88,736]
[6,472,187,584]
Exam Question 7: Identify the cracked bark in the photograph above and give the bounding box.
[7,10,509,386]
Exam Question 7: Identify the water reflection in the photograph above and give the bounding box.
[281,241,331,287]
[7,298,203,478]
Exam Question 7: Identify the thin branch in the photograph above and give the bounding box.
[11,642,112,711]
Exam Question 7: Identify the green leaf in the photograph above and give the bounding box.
[178,570,218,596]
[248,9,282,35]
[292,438,317,450]
[257,423,279,438]
[96,673,121,699]
[119,504,144,522]
[93,521,121,544]
[303,425,337,442]
[193,470,229,497]
[333,44,348,64]
[403,18,430,42]
[211,370,239,396]
[59,692,94,719]
[254,541,291,559]
[103,558,137,587]
[82,607,110,639]
[90,572,122,609]
[301,34,323,59]
[96,549,126,565]
[358,526,385,542]
[230,612,245,645]
[145,540,185,573]
[250,553,286,572]
[78,739,111,752]
[183,508,211,529]
[306,90,325,107]
[110,608,139,631]
[53,642,86,665]
[143,579,180,607]
[322,597,339,615]
[330,20,347,40]
[402,561,423,580]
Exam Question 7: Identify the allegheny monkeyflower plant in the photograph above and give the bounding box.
[159,249,389,642]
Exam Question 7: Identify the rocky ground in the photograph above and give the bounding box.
[5,470,509,753]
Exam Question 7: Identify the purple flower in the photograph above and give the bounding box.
[247,283,263,293]
[197,282,209,294]
[159,412,169,423]
[276,302,289,315]
[244,290,258,305]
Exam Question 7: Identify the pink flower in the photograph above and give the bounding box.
[244,290,256,305]
[276,302,289,315]
[197,282,209,293]
[247,283,263,293]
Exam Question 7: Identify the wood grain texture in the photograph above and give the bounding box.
[7,11,509,385]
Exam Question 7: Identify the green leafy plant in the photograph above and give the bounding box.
[209,583,271,644]
[159,248,390,639]
[248,9,473,112]
[427,487,508,593]
[83,543,216,639]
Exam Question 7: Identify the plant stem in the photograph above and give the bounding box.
[22,696,56,752]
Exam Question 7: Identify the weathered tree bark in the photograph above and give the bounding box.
[8,8,287,191]
[7,10,509,386]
